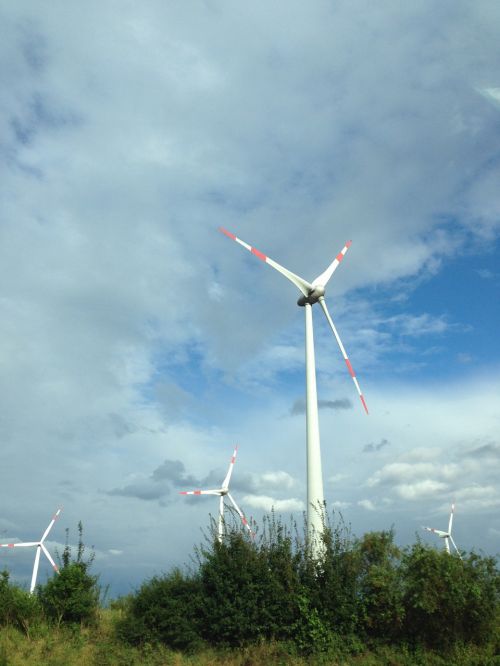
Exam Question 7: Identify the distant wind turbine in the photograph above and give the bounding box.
[179,446,254,541]
[219,228,368,551]
[0,508,62,593]
[422,503,462,559]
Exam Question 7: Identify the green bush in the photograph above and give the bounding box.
[357,530,405,642]
[115,509,499,656]
[0,570,42,636]
[38,522,101,627]
[401,542,499,650]
[116,569,204,651]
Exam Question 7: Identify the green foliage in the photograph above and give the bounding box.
[357,530,405,642]
[402,542,500,650]
[116,568,204,651]
[1,511,498,661]
[37,522,101,627]
[115,510,500,657]
[0,570,42,637]
[290,591,335,655]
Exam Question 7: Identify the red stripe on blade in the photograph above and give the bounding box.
[336,252,344,262]
[346,240,352,247]
[194,490,202,495]
[219,227,236,240]
[360,395,369,414]
[251,247,267,261]
[345,358,355,377]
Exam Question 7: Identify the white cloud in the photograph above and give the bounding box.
[395,480,448,501]
[242,495,304,513]
[358,499,376,512]
[331,501,351,510]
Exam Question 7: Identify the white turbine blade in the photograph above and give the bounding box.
[222,446,238,490]
[444,537,450,554]
[449,536,462,560]
[219,227,312,297]
[179,489,221,496]
[227,493,254,538]
[0,542,39,548]
[218,495,224,541]
[30,546,41,594]
[422,526,448,538]
[40,508,62,544]
[41,543,59,573]
[448,503,454,534]
[318,297,368,414]
[311,240,352,287]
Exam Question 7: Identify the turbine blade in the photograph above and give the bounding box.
[218,495,224,541]
[448,503,454,534]
[318,298,368,414]
[444,537,450,554]
[222,446,238,490]
[30,546,41,594]
[41,543,59,573]
[422,526,448,538]
[449,536,462,560]
[219,227,312,297]
[179,489,220,496]
[40,508,62,544]
[312,241,352,287]
[227,493,255,538]
[0,542,39,548]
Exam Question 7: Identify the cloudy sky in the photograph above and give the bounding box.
[0,1,499,596]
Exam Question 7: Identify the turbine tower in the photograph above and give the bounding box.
[179,446,254,541]
[0,508,62,593]
[219,228,368,550]
[422,503,462,559]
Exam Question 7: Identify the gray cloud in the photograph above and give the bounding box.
[291,397,352,416]
[107,482,170,502]
[107,457,230,503]
[363,438,390,453]
[463,441,500,459]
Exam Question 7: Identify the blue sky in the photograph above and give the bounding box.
[0,1,499,596]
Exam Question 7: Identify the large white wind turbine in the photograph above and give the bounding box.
[219,228,368,549]
[0,508,62,593]
[422,503,462,559]
[179,446,254,541]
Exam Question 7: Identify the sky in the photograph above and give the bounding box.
[0,1,499,597]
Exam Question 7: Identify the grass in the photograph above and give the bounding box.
[0,610,498,666]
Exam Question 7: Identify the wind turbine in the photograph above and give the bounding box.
[0,508,62,593]
[422,503,462,559]
[219,228,368,549]
[179,446,254,541]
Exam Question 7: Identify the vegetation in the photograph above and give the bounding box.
[0,513,499,665]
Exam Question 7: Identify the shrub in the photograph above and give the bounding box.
[38,522,101,627]
[116,569,204,651]
[0,570,42,637]
[401,542,499,650]
[357,530,404,642]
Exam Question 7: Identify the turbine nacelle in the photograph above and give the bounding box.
[297,285,325,306]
